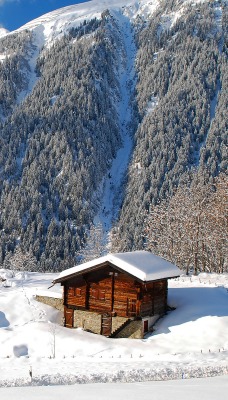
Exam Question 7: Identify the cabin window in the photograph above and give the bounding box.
[127,299,137,316]
[91,289,99,299]
[75,287,82,296]
[91,288,105,301]
[99,290,105,300]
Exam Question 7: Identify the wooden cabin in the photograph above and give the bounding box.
[53,251,180,338]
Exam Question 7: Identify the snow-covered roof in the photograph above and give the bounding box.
[54,251,181,283]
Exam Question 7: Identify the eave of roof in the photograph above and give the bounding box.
[53,251,181,284]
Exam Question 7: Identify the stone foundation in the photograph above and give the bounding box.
[35,296,150,339]
[74,309,102,334]
[35,295,64,311]
[72,310,142,337]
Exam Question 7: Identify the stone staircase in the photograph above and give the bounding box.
[109,318,132,338]
[110,319,142,339]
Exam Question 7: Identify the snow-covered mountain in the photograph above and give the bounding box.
[0,27,9,38]
[0,0,227,271]
[16,0,159,43]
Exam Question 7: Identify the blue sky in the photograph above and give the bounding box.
[0,0,87,31]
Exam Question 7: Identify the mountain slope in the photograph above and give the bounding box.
[0,0,227,271]
[112,0,228,251]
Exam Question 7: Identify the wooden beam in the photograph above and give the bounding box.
[110,272,114,313]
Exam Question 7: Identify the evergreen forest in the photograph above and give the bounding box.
[0,0,227,273]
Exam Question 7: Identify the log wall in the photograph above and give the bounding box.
[63,266,168,319]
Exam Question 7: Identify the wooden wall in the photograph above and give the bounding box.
[140,280,167,317]
[64,276,87,308]
[63,265,168,319]
[113,273,139,317]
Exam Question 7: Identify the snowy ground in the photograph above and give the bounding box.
[0,269,227,390]
[0,376,227,400]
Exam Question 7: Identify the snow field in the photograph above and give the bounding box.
[0,269,227,387]
[0,376,227,400]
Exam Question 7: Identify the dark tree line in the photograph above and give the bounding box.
[112,1,227,257]
[0,15,125,271]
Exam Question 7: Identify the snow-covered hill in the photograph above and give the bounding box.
[0,269,227,386]
[15,0,159,47]
[12,0,226,50]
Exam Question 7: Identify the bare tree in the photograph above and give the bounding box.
[4,246,37,272]
[145,173,228,274]
[204,174,228,273]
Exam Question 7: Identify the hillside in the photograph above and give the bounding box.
[0,0,227,271]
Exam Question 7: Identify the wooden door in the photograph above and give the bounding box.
[144,320,149,333]
[64,307,74,328]
[101,313,112,336]
[127,299,137,317]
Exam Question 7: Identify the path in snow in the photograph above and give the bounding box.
[93,11,136,249]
